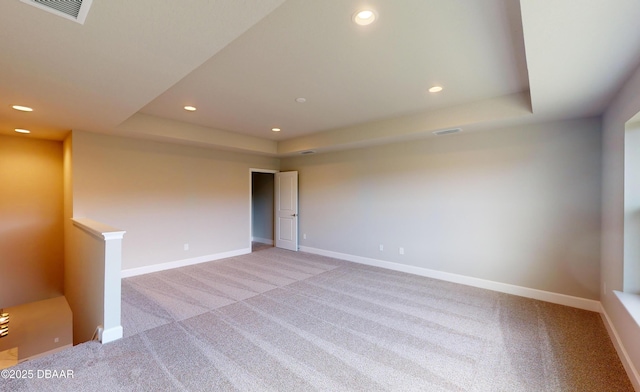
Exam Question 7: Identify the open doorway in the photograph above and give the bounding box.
[250,169,276,252]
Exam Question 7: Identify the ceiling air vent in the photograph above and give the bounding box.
[433,128,462,136]
[21,0,94,24]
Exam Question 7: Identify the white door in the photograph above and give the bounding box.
[275,171,298,251]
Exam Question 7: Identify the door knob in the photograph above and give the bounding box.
[292,213,297,217]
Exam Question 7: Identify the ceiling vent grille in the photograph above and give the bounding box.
[21,0,93,24]
[433,128,462,136]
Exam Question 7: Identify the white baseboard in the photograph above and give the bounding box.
[252,237,274,245]
[100,326,123,344]
[600,304,640,391]
[299,246,601,312]
[121,248,251,278]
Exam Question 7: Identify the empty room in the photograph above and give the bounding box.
[1,0,640,391]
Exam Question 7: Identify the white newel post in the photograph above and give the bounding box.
[71,218,126,344]
[101,229,125,343]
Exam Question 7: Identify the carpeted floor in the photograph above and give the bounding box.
[2,247,633,391]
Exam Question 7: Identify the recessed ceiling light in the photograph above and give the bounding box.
[295,98,306,103]
[429,86,443,93]
[12,105,33,112]
[272,128,281,132]
[184,106,197,111]
[15,129,31,134]
[353,9,377,26]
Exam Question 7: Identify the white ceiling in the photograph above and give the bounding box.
[2,0,640,156]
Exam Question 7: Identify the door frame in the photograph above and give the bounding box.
[249,168,278,250]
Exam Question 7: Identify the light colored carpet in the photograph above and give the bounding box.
[3,247,633,391]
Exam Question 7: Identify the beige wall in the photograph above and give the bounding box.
[602,61,640,384]
[0,135,63,308]
[282,117,602,300]
[62,133,74,331]
[66,222,106,344]
[70,131,279,270]
[0,296,72,360]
